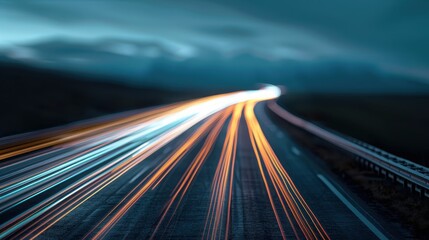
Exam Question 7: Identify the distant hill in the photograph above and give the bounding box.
[2,38,429,94]
[0,63,217,137]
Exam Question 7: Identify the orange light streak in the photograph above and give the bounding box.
[244,101,330,240]
[0,86,330,240]
[204,103,243,240]
[150,107,232,238]
[88,111,228,239]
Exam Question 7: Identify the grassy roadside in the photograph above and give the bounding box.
[279,93,429,167]
[272,115,429,238]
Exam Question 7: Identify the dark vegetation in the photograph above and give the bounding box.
[279,93,429,167]
[0,63,217,137]
[270,113,429,238]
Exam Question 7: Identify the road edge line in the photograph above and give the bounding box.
[317,174,389,240]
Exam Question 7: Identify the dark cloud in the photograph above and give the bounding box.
[209,0,429,72]
[2,37,428,94]
[196,25,257,39]
[0,0,428,82]
[2,1,96,23]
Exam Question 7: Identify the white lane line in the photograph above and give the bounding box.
[129,166,150,184]
[317,174,389,240]
[291,147,301,156]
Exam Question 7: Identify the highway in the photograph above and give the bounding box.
[0,86,404,239]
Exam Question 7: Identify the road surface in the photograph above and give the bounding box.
[0,86,406,239]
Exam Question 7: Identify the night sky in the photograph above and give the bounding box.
[1,0,428,91]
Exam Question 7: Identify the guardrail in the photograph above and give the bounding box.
[267,101,429,199]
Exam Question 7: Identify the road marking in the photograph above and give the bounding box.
[317,174,389,240]
[129,166,150,183]
[291,147,301,156]
[163,146,172,154]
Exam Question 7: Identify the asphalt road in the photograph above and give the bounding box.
[0,88,410,239]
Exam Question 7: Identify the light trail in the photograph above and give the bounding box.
[244,101,330,240]
[0,85,329,239]
[203,103,243,240]
[149,107,230,239]
[87,110,231,239]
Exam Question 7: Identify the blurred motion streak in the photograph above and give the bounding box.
[0,85,328,239]
[203,103,243,240]
[245,101,330,240]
